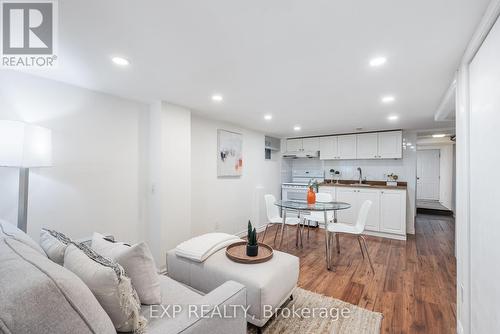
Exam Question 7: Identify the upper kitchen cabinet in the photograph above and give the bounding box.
[337,135,357,159]
[378,131,403,158]
[302,137,320,151]
[356,133,379,159]
[356,130,402,159]
[285,137,320,153]
[286,138,303,152]
[319,136,338,160]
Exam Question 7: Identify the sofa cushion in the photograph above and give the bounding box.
[92,232,161,304]
[39,229,70,265]
[0,238,115,334]
[140,275,202,333]
[64,243,146,332]
[0,219,45,256]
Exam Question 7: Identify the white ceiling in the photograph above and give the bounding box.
[25,0,489,137]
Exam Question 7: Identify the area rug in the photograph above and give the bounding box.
[247,287,382,334]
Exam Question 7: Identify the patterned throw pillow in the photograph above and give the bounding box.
[64,242,147,333]
[39,228,71,265]
[92,232,161,305]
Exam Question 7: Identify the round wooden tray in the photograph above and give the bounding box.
[226,241,274,264]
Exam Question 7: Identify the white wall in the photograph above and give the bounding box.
[0,70,149,243]
[191,115,282,236]
[467,11,500,334]
[456,3,500,333]
[148,101,192,265]
[284,131,417,233]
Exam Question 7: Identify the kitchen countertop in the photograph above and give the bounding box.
[319,180,407,190]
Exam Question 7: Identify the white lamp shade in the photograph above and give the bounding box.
[0,120,52,167]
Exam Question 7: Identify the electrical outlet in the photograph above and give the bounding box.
[214,221,220,230]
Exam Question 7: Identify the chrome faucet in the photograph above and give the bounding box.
[357,167,363,184]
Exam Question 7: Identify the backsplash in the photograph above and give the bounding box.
[285,157,409,182]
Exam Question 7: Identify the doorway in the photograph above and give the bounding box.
[417,149,440,200]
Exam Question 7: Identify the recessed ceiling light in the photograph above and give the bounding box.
[369,57,387,67]
[293,125,301,131]
[432,134,446,138]
[381,95,395,103]
[111,56,130,66]
[211,94,223,102]
[264,114,273,120]
[387,115,399,121]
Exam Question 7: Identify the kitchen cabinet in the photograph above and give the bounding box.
[286,138,319,153]
[335,188,358,225]
[335,187,380,229]
[319,136,338,160]
[286,130,402,159]
[356,131,402,159]
[379,189,406,235]
[318,186,336,201]
[357,189,381,231]
[286,139,302,152]
[356,133,379,159]
[302,137,320,151]
[337,135,357,159]
[378,131,403,158]
[324,186,406,239]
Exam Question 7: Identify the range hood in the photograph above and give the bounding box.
[283,151,319,158]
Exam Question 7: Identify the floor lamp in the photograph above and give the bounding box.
[0,120,52,232]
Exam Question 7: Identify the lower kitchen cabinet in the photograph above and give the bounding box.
[319,186,406,240]
[379,189,406,235]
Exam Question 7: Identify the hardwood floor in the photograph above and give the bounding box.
[259,214,456,334]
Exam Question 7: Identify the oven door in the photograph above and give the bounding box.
[282,187,307,202]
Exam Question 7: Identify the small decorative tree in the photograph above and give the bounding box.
[246,220,259,256]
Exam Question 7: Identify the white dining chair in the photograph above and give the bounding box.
[326,200,374,273]
[263,194,302,248]
[302,192,334,239]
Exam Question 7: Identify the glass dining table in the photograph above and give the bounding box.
[274,200,351,271]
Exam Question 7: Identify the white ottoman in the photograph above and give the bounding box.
[166,248,299,327]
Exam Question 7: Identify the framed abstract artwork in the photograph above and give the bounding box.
[217,129,243,177]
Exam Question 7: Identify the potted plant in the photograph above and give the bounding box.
[246,221,258,257]
[386,173,399,186]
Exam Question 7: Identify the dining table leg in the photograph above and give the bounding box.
[324,210,332,271]
[279,209,287,249]
[334,210,341,254]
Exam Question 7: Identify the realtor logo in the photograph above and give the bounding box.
[1,0,58,67]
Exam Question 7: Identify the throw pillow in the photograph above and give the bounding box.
[92,233,161,305]
[64,243,146,333]
[39,228,71,265]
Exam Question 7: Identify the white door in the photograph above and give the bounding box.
[286,139,302,152]
[337,135,357,159]
[319,136,338,160]
[356,133,378,159]
[357,189,380,231]
[335,188,358,225]
[302,137,320,151]
[417,149,440,200]
[378,131,402,159]
[379,190,405,235]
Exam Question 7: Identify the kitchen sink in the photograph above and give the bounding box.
[349,183,372,187]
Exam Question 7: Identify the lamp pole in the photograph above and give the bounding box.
[17,168,29,232]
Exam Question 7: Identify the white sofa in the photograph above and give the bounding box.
[0,220,247,334]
